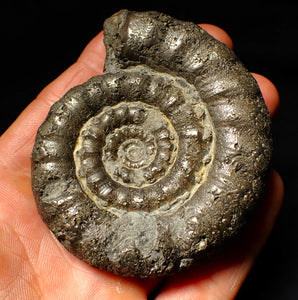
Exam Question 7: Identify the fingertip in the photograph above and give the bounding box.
[199,24,234,49]
[266,169,284,209]
[77,31,106,74]
[251,73,280,117]
[199,25,279,118]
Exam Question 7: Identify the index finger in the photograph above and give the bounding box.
[200,24,280,118]
[0,32,106,170]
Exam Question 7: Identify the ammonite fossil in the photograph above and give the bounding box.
[31,10,272,278]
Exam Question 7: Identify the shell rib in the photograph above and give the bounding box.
[31,10,272,278]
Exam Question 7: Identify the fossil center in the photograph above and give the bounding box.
[118,138,152,167]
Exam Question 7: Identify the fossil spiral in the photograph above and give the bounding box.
[31,10,272,278]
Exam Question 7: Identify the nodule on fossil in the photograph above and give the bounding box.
[31,10,272,278]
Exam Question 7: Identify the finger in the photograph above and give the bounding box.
[199,24,234,49]
[40,31,106,103]
[251,73,280,118]
[0,31,106,170]
[77,31,106,73]
[155,170,284,300]
[200,24,280,118]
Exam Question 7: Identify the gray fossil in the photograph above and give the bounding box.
[31,10,272,278]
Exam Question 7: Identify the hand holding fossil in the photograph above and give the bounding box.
[0,14,283,299]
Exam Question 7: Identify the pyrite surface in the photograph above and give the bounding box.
[31,10,272,278]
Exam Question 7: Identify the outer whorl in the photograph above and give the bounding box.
[31,10,272,278]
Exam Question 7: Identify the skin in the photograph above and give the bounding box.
[0,24,284,300]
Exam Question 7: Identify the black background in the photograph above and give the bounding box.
[1,1,297,299]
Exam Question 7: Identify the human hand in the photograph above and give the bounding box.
[0,24,284,299]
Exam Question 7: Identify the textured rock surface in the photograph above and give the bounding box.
[31,10,272,278]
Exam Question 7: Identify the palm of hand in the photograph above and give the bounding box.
[0,26,283,300]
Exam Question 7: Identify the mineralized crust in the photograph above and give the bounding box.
[31,10,272,278]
